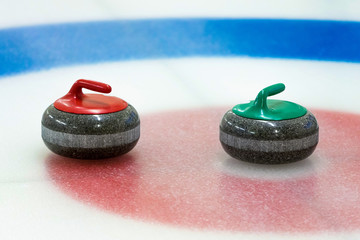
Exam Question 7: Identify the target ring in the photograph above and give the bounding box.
[46,108,360,232]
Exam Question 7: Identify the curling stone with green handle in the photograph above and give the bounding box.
[220,83,319,164]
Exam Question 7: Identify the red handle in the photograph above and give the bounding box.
[68,79,112,98]
[54,79,128,114]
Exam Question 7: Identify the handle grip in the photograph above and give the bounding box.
[68,79,112,98]
[254,83,285,109]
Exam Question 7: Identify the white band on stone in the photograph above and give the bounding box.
[42,125,140,149]
[220,131,318,152]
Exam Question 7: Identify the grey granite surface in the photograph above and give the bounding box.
[42,104,139,134]
[42,104,140,159]
[220,110,319,164]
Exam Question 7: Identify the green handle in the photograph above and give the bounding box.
[232,83,307,120]
[254,83,285,110]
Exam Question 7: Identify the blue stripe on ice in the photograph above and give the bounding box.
[1,19,360,76]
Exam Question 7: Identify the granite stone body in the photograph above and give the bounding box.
[42,104,140,159]
[220,110,319,164]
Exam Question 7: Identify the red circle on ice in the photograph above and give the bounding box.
[46,108,360,232]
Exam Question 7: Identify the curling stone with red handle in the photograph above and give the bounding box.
[41,79,140,159]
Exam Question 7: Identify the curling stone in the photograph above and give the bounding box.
[41,79,140,159]
[220,83,319,164]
